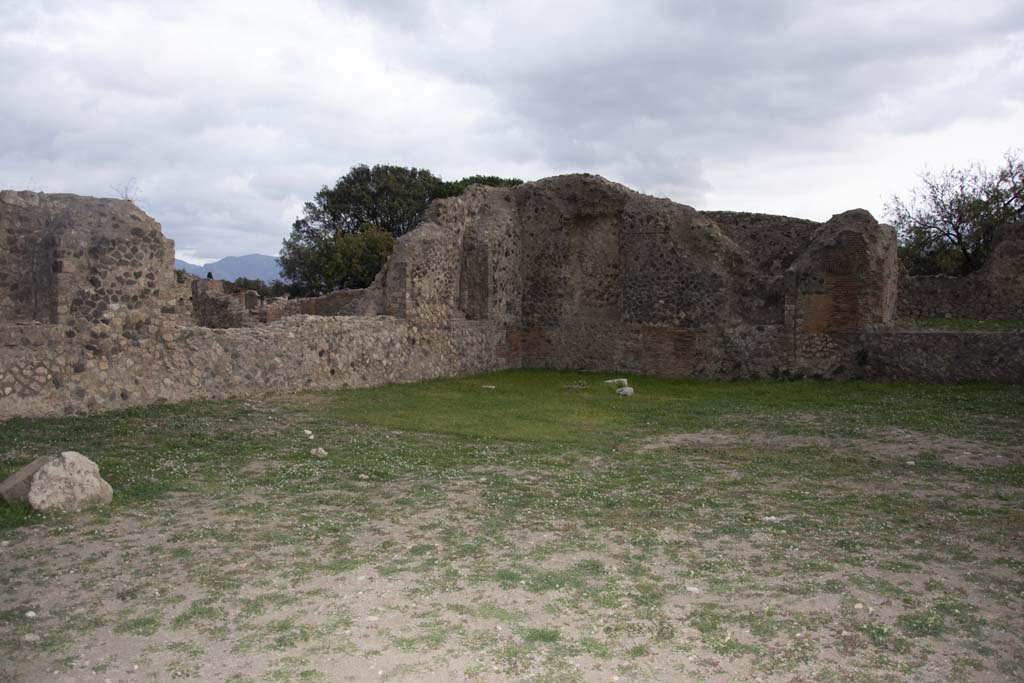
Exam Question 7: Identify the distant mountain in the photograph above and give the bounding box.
[174,254,283,283]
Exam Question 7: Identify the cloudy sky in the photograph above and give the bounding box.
[2,1,1022,263]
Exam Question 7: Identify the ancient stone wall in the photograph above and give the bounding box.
[191,280,254,328]
[0,316,514,419]
[0,194,58,323]
[0,191,178,327]
[1,179,1021,420]
[264,288,382,321]
[897,223,1024,321]
[897,274,1024,320]
[702,211,820,277]
[503,176,791,372]
[859,331,1024,382]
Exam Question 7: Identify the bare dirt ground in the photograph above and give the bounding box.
[1,374,1023,682]
[639,427,1015,468]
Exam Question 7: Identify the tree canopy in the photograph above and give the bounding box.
[437,174,524,198]
[280,164,522,296]
[886,150,1023,275]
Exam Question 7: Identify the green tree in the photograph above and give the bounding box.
[886,150,1023,275]
[281,164,522,295]
[438,174,523,198]
[326,228,395,289]
[280,227,395,295]
[292,164,445,241]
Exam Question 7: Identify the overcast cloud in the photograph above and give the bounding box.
[1,0,1021,262]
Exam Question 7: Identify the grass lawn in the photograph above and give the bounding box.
[1,369,1022,682]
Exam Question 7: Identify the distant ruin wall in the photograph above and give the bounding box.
[898,273,1024,320]
[191,280,252,328]
[265,287,384,321]
[897,223,1024,321]
[859,331,1024,382]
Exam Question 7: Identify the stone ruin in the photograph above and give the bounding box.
[1,175,1021,419]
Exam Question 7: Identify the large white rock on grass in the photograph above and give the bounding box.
[1,452,113,513]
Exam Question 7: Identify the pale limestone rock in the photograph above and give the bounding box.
[24,452,113,513]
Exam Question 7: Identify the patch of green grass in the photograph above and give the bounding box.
[234,618,317,653]
[263,657,323,682]
[856,622,911,653]
[114,612,162,636]
[0,501,33,531]
[173,599,227,630]
[167,658,202,679]
[2,370,1023,532]
[521,627,561,644]
[898,609,948,637]
[687,604,759,656]
[162,640,205,657]
[231,611,350,655]
[280,369,1024,448]
[973,464,1024,487]
[238,592,302,617]
[578,636,613,659]
[390,618,453,651]
[626,643,650,657]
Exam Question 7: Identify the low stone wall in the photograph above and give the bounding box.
[191,280,253,328]
[264,287,383,322]
[5,318,1021,420]
[898,273,1024,320]
[859,331,1024,383]
[508,322,793,380]
[897,223,1024,321]
[0,316,514,419]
